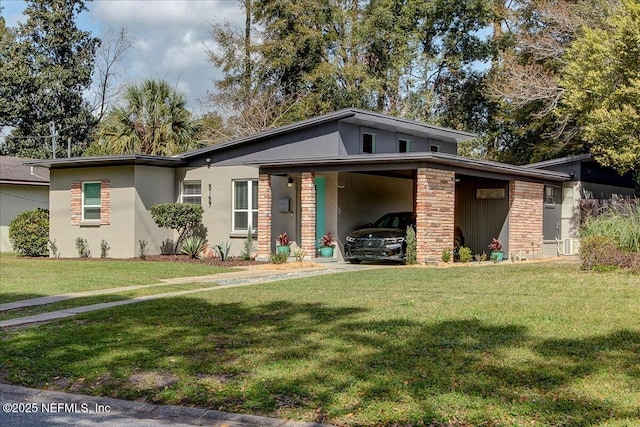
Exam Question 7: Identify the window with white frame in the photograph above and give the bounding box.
[181,181,202,204]
[545,186,559,206]
[233,179,258,231]
[82,181,101,220]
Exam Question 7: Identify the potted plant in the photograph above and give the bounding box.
[488,238,504,262]
[276,232,292,255]
[318,232,335,257]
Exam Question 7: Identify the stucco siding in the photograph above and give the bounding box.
[133,166,176,256]
[0,184,49,252]
[49,167,136,258]
[177,165,259,256]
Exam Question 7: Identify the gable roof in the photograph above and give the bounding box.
[23,154,185,170]
[0,156,49,185]
[179,108,477,160]
[523,154,592,169]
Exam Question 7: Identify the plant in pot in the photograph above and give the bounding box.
[276,232,292,255]
[488,238,504,262]
[318,232,335,257]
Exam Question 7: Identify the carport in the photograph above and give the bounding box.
[253,152,569,263]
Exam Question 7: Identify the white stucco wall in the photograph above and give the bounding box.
[0,184,49,252]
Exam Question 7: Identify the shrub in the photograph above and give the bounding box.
[405,225,417,264]
[100,240,110,258]
[458,246,473,263]
[138,240,148,259]
[269,251,288,264]
[214,241,232,261]
[75,237,90,258]
[441,247,452,263]
[181,235,205,258]
[293,248,305,262]
[48,239,60,258]
[241,227,255,260]
[8,208,49,256]
[581,202,639,253]
[580,235,640,272]
[150,203,204,253]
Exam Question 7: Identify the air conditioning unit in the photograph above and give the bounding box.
[562,238,580,256]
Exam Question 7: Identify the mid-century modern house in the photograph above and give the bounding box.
[0,156,50,252]
[25,109,636,262]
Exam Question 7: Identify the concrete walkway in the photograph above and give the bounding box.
[1,262,379,329]
[0,384,334,427]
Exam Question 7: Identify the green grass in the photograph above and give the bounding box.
[0,253,232,303]
[1,262,639,426]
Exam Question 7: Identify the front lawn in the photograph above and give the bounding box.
[0,253,232,303]
[1,262,639,426]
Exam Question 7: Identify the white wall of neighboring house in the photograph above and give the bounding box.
[0,184,49,252]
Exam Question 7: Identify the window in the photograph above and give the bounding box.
[545,186,559,206]
[398,139,411,153]
[82,182,101,220]
[430,145,440,153]
[363,133,376,154]
[181,181,202,204]
[233,180,258,231]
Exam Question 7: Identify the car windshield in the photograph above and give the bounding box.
[372,213,413,229]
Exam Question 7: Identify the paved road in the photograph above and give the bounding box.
[0,384,332,427]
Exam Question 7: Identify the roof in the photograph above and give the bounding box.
[524,154,592,169]
[179,108,477,160]
[0,156,50,185]
[249,152,570,182]
[24,154,185,170]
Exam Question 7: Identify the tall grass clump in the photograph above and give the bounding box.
[580,201,639,271]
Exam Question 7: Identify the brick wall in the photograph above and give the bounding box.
[415,168,455,263]
[71,181,82,225]
[300,172,317,257]
[257,173,272,257]
[509,181,543,257]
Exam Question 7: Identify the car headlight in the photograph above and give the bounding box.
[346,236,356,243]
[385,237,405,244]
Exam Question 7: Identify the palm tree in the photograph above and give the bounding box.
[92,80,202,156]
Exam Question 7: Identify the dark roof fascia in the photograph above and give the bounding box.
[251,152,570,182]
[0,179,49,186]
[24,155,186,169]
[179,108,477,161]
[524,153,592,169]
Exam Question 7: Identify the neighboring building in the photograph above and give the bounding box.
[27,109,581,262]
[0,156,50,252]
[526,154,636,257]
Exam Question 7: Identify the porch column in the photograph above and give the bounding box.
[509,181,543,258]
[257,173,272,257]
[415,168,455,263]
[300,172,316,257]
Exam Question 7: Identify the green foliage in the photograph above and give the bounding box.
[214,241,232,261]
[293,248,305,262]
[75,237,90,258]
[405,225,417,265]
[458,246,473,263]
[181,236,206,259]
[0,0,99,158]
[581,202,640,253]
[90,79,203,156]
[241,227,255,261]
[441,248,452,263]
[269,251,288,264]
[138,240,148,260]
[150,203,204,254]
[579,236,639,272]
[100,240,110,259]
[560,0,640,176]
[8,208,49,256]
[48,239,59,258]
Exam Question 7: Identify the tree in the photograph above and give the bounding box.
[0,0,99,159]
[89,79,203,156]
[150,203,204,254]
[560,0,640,178]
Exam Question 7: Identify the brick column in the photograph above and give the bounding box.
[415,168,455,263]
[71,181,82,225]
[100,179,111,225]
[300,172,317,257]
[257,173,272,257]
[508,181,543,257]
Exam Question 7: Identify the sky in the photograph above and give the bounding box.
[1,0,246,114]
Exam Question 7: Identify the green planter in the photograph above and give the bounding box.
[491,251,504,262]
[319,246,334,257]
[276,245,290,256]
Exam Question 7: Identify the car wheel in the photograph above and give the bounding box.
[349,259,362,264]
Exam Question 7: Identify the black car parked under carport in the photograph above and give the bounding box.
[344,212,416,264]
